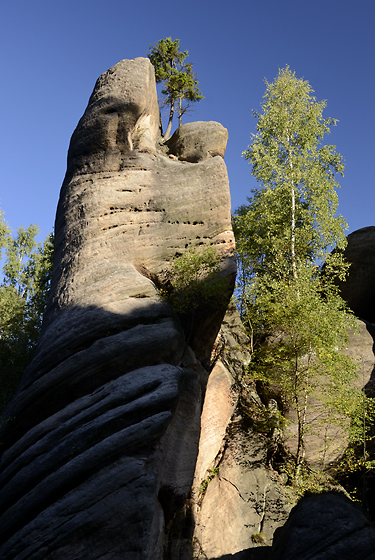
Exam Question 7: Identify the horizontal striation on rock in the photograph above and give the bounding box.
[0,365,199,559]
[0,58,235,559]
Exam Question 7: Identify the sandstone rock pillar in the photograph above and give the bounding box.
[0,58,235,559]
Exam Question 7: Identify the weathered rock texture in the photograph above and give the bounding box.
[190,305,292,559]
[339,226,375,323]
[272,493,375,560]
[166,121,228,163]
[2,57,375,560]
[0,58,236,559]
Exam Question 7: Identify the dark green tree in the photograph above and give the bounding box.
[148,37,204,138]
[233,67,358,479]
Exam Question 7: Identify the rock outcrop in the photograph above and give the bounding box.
[272,493,375,560]
[189,305,292,559]
[2,57,375,560]
[165,121,228,163]
[339,226,375,323]
[0,58,235,559]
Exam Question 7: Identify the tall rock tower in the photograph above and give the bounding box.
[0,58,236,559]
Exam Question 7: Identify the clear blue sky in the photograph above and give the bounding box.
[1,0,374,244]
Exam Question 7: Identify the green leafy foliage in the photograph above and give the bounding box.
[251,532,267,546]
[235,66,348,286]
[233,67,359,480]
[198,466,220,497]
[280,459,338,498]
[333,395,375,504]
[148,37,204,138]
[0,208,9,255]
[0,210,53,412]
[163,246,228,314]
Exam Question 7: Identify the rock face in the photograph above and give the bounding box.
[272,493,375,560]
[166,121,228,163]
[0,58,235,559]
[339,226,375,322]
[190,305,292,559]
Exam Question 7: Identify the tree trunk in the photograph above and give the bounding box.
[164,104,175,139]
[178,96,182,127]
[287,134,298,281]
[291,183,297,280]
[295,388,308,480]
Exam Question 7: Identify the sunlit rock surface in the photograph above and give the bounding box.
[165,121,228,163]
[0,58,235,559]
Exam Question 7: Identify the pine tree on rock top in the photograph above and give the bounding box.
[148,37,204,139]
[233,67,360,480]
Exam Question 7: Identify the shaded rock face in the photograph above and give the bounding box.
[272,492,375,560]
[339,226,375,322]
[0,58,235,559]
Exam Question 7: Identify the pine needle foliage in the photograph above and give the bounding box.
[148,37,204,138]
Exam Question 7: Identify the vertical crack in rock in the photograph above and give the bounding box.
[0,58,235,559]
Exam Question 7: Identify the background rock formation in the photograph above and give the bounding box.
[272,493,375,560]
[283,320,375,468]
[189,309,375,560]
[189,305,292,559]
[338,226,375,323]
[0,58,235,559]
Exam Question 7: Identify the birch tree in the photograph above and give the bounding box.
[233,67,358,479]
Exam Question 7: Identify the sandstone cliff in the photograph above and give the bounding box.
[0,58,236,559]
[338,226,375,324]
[1,58,375,560]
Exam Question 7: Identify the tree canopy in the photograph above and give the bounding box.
[148,37,204,138]
[0,209,53,412]
[236,66,347,285]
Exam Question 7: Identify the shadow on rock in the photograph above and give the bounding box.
[271,491,375,560]
[0,300,205,560]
